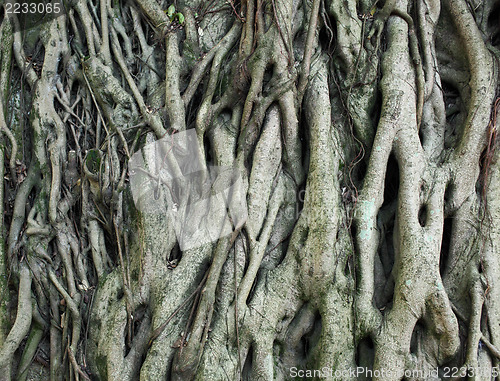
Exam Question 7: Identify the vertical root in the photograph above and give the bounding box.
[0,265,33,381]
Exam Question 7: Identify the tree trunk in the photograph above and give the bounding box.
[0,0,499,379]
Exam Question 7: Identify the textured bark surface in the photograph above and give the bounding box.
[0,0,499,379]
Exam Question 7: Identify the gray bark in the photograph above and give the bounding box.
[0,0,499,380]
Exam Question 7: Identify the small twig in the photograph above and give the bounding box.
[113,218,133,348]
[0,122,18,184]
[148,271,209,346]
[179,287,201,353]
[480,335,500,360]
[81,59,109,137]
[297,0,321,103]
[391,9,424,129]
[270,0,293,68]
[68,346,91,381]
[451,302,500,361]
[227,0,244,22]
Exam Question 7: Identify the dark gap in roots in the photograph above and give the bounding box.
[241,239,250,283]
[351,222,358,252]
[418,204,428,227]
[418,128,425,147]
[296,182,306,218]
[241,343,254,380]
[299,104,310,171]
[117,34,128,61]
[245,274,259,306]
[279,303,314,370]
[301,310,322,361]
[369,87,383,130]
[203,133,213,165]
[375,200,396,308]
[272,339,284,376]
[355,336,374,373]
[343,255,352,277]
[442,81,463,149]
[168,241,182,268]
[355,158,368,184]
[478,147,488,190]
[382,153,399,208]
[116,288,124,301]
[105,229,117,264]
[262,64,274,97]
[440,214,454,276]
[488,2,500,46]
[410,320,425,354]
[70,81,81,109]
[124,304,149,356]
[26,42,45,77]
[444,181,452,204]
[378,24,390,54]
[261,231,291,271]
[132,304,148,337]
[443,181,455,216]
[28,186,37,210]
[375,153,399,305]
[185,88,203,130]
[319,24,335,55]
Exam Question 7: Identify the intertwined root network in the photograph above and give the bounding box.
[0,0,499,380]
